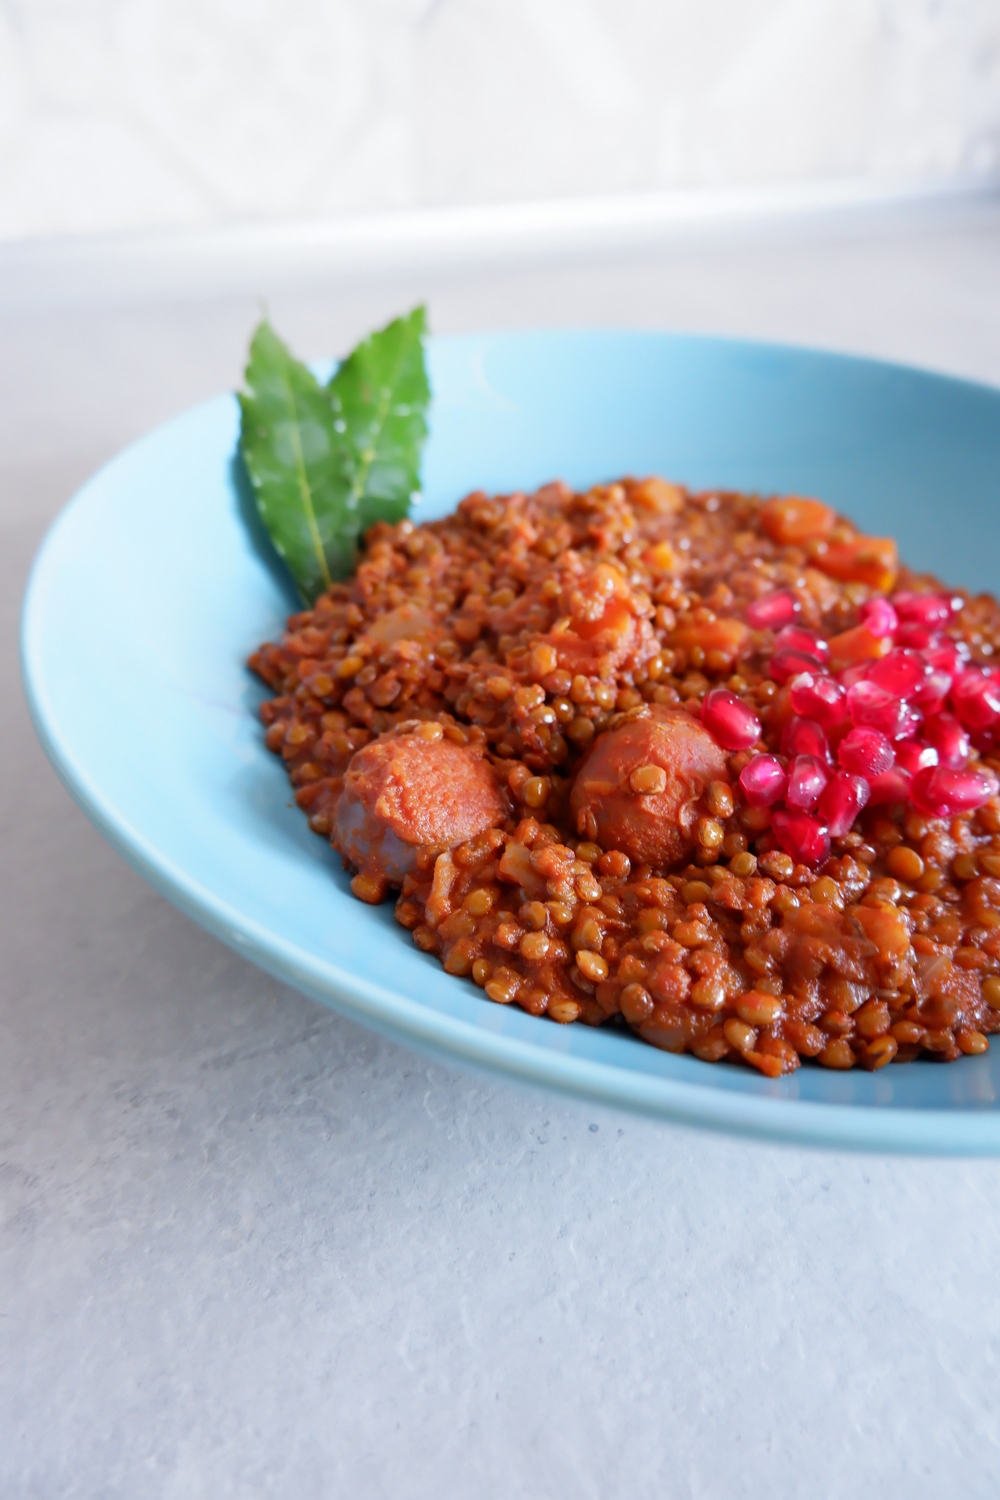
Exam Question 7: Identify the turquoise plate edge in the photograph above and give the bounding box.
[20,326,1000,1155]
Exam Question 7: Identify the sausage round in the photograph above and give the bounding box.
[335,728,506,884]
[569,706,729,866]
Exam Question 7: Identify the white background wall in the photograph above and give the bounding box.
[1,0,999,243]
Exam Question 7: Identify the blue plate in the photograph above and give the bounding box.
[21,330,1000,1153]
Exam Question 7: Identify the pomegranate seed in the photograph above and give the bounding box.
[867,767,913,806]
[785,754,830,812]
[891,592,954,627]
[951,669,1000,731]
[817,772,870,837]
[911,766,997,818]
[895,740,938,774]
[971,728,999,757]
[837,727,895,777]
[789,672,847,730]
[847,679,910,738]
[839,663,876,691]
[911,666,952,715]
[924,641,968,675]
[867,648,924,697]
[896,704,922,741]
[746,590,799,630]
[923,712,971,769]
[701,688,761,751]
[895,622,940,650]
[775,624,829,660]
[859,598,898,638]
[771,809,830,867]
[738,753,787,807]
[770,648,825,683]
[782,717,832,764]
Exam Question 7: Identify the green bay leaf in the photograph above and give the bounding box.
[238,308,430,602]
[238,321,357,602]
[329,305,430,533]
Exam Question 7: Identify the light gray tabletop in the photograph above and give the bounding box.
[5,198,1000,1498]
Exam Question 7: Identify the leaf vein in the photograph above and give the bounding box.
[280,363,332,593]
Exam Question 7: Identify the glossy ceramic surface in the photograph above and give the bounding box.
[21,330,1000,1152]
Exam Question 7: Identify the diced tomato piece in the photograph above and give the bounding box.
[814,536,898,592]
[760,496,836,545]
[827,623,892,672]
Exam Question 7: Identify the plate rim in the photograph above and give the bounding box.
[20,324,1000,1156]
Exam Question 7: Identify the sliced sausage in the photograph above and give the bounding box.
[569,706,729,866]
[335,727,506,885]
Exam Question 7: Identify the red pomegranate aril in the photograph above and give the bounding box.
[847,679,910,737]
[971,728,998,758]
[867,767,913,806]
[951,669,1000,731]
[785,754,830,812]
[771,809,830,867]
[892,591,954,627]
[911,766,997,818]
[860,597,898,638]
[701,688,762,751]
[789,672,847,730]
[924,641,968,676]
[817,772,870,837]
[912,666,952,715]
[895,740,938,774]
[738,753,787,807]
[746,590,799,630]
[775,624,829,660]
[770,648,825,683]
[836,664,870,694]
[837,726,895,777]
[867,648,924,697]
[897,705,922,741]
[782,717,832,764]
[895,622,941,651]
[923,712,971,769]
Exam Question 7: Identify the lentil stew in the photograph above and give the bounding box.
[250,478,1000,1078]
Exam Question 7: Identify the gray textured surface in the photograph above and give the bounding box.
[5,204,1000,1497]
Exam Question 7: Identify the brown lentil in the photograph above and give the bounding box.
[630,764,668,795]
[886,846,925,884]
